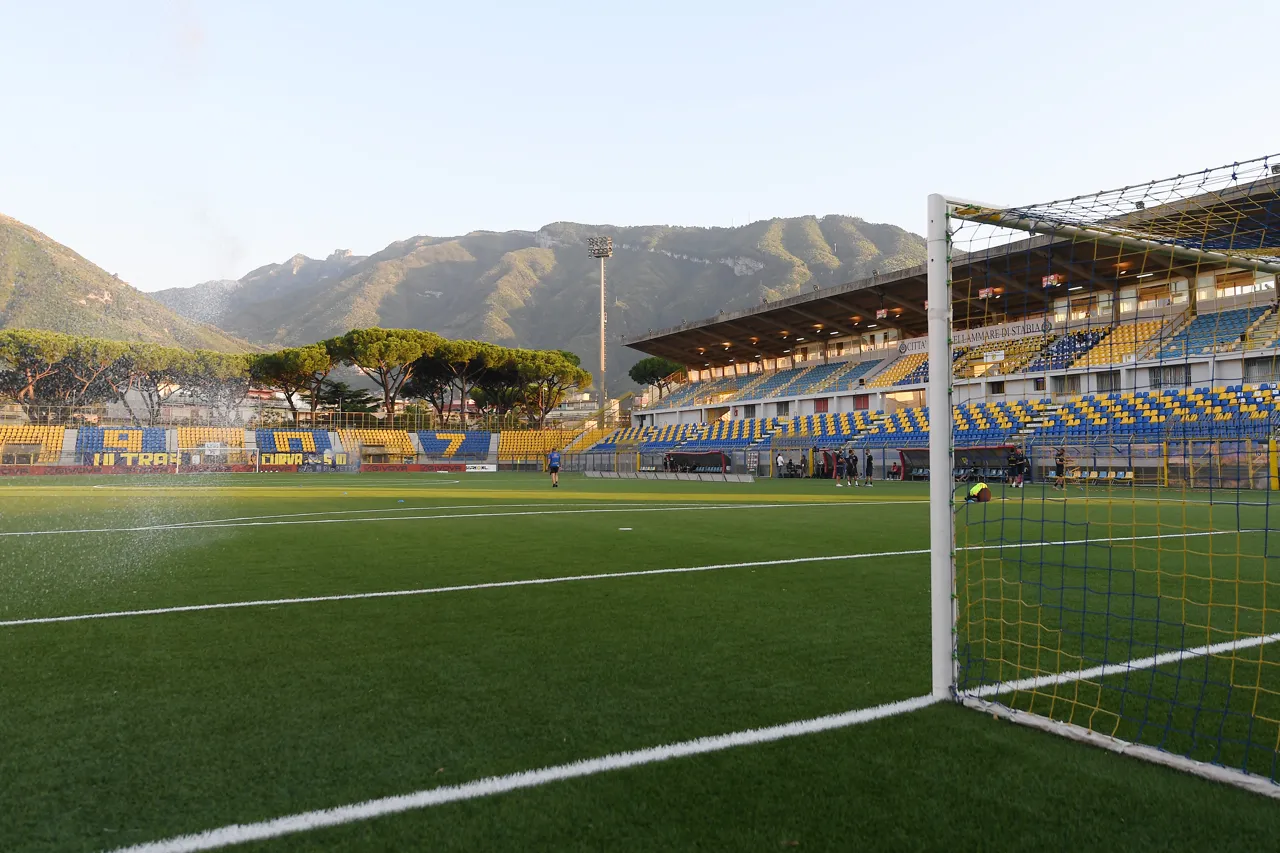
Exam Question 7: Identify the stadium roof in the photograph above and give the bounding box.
[623,233,1277,369]
[626,170,1280,370]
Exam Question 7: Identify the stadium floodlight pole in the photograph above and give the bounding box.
[926,193,955,700]
[587,236,614,417]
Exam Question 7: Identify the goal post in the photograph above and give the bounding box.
[926,193,956,699]
[928,154,1280,795]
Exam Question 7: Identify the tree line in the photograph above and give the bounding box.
[0,327,592,427]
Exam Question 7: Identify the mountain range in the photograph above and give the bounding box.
[152,217,926,392]
[0,214,249,351]
[0,212,927,392]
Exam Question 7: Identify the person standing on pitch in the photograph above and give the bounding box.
[835,449,847,487]
[847,448,859,486]
[548,447,561,488]
[863,450,874,487]
[776,452,785,478]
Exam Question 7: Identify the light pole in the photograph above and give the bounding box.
[587,236,613,414]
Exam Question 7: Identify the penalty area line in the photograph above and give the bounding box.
[0,548,929,627]
[1,529,1252,629]
[0,501,863,538]
[963,630,1280,698]
[105,693,940,853]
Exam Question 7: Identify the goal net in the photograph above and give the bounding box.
[176,446,258,472]
[928,153,1280,794]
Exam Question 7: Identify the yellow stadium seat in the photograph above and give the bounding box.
[0,426,65,462]
[178,427,244,448]
[498,430,578,460]
[338,429,416,457]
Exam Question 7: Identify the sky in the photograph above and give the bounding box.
[2,0,1278,293]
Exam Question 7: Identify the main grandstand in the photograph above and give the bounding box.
[598,174,1280,478]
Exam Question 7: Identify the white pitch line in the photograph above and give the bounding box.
[964,631,1280,699]
[0,501,870,538]
[0,548,929,627]
[151,502,701,529]
[1,528,1254,629]
[105,693,941,853]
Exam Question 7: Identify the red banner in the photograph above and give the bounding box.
[0,465,257,476]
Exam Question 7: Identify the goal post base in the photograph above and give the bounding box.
[960,695,1280,800]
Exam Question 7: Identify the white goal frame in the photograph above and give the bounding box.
[926,192,1280,798]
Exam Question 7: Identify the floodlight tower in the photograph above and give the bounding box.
[587,236,613,408]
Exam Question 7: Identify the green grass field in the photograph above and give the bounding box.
[4,472,1280,852]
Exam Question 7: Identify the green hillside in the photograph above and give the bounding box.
[0,214,250,352]
[153,216,925,392]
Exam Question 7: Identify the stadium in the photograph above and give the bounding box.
[6,154,1280,853]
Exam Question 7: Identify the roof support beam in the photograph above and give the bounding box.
[1038,254,1115,292]
[875,290,927,324]
[715,321,769,358]
[981,268,1050,309]
[783,305,858,337]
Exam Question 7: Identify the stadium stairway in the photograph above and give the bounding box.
[1243,308,1280,351]
[1016,403,1060,440]
[1137,311,1191,360]
[1076,320,1165,367]
[564,425,610,453]
[59,428,79,463]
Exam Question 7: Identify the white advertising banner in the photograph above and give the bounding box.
[894,318,1055,355]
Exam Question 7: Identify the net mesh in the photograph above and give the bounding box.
[944,153,1280,783]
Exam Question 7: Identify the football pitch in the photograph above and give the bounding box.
[4,472,1280,852]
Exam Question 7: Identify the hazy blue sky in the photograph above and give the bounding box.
[2,1,1277,292]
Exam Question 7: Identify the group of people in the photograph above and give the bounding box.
[834,448,873,487]
[774,448,886,485]
[1006,447,1031,488]
[1003,445,1080,491]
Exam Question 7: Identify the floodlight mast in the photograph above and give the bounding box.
[587,236,613,414]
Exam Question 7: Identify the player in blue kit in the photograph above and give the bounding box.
[548,448,561,488]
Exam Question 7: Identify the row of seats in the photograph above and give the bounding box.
[415,431,491,458]
[868,353,927,387]
[563,426,611,453]
[0,425,65,461]
[677,418,772,449]
[256,430,333,454]
[593,423,702,451]
[497,429,576,459]
[954,337,1046,378]
[1040,386,1280,439]
[177,427,244,448]
[774,412,879,440]
[953,400,1048,444]
[338,429,416,457]
[1072,321,1165,367]
[76,426,166,453]
[601,383,1280,453]
[1158,306,1273,358]
[653,309,1280,404]
[1023,330,1107,372]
